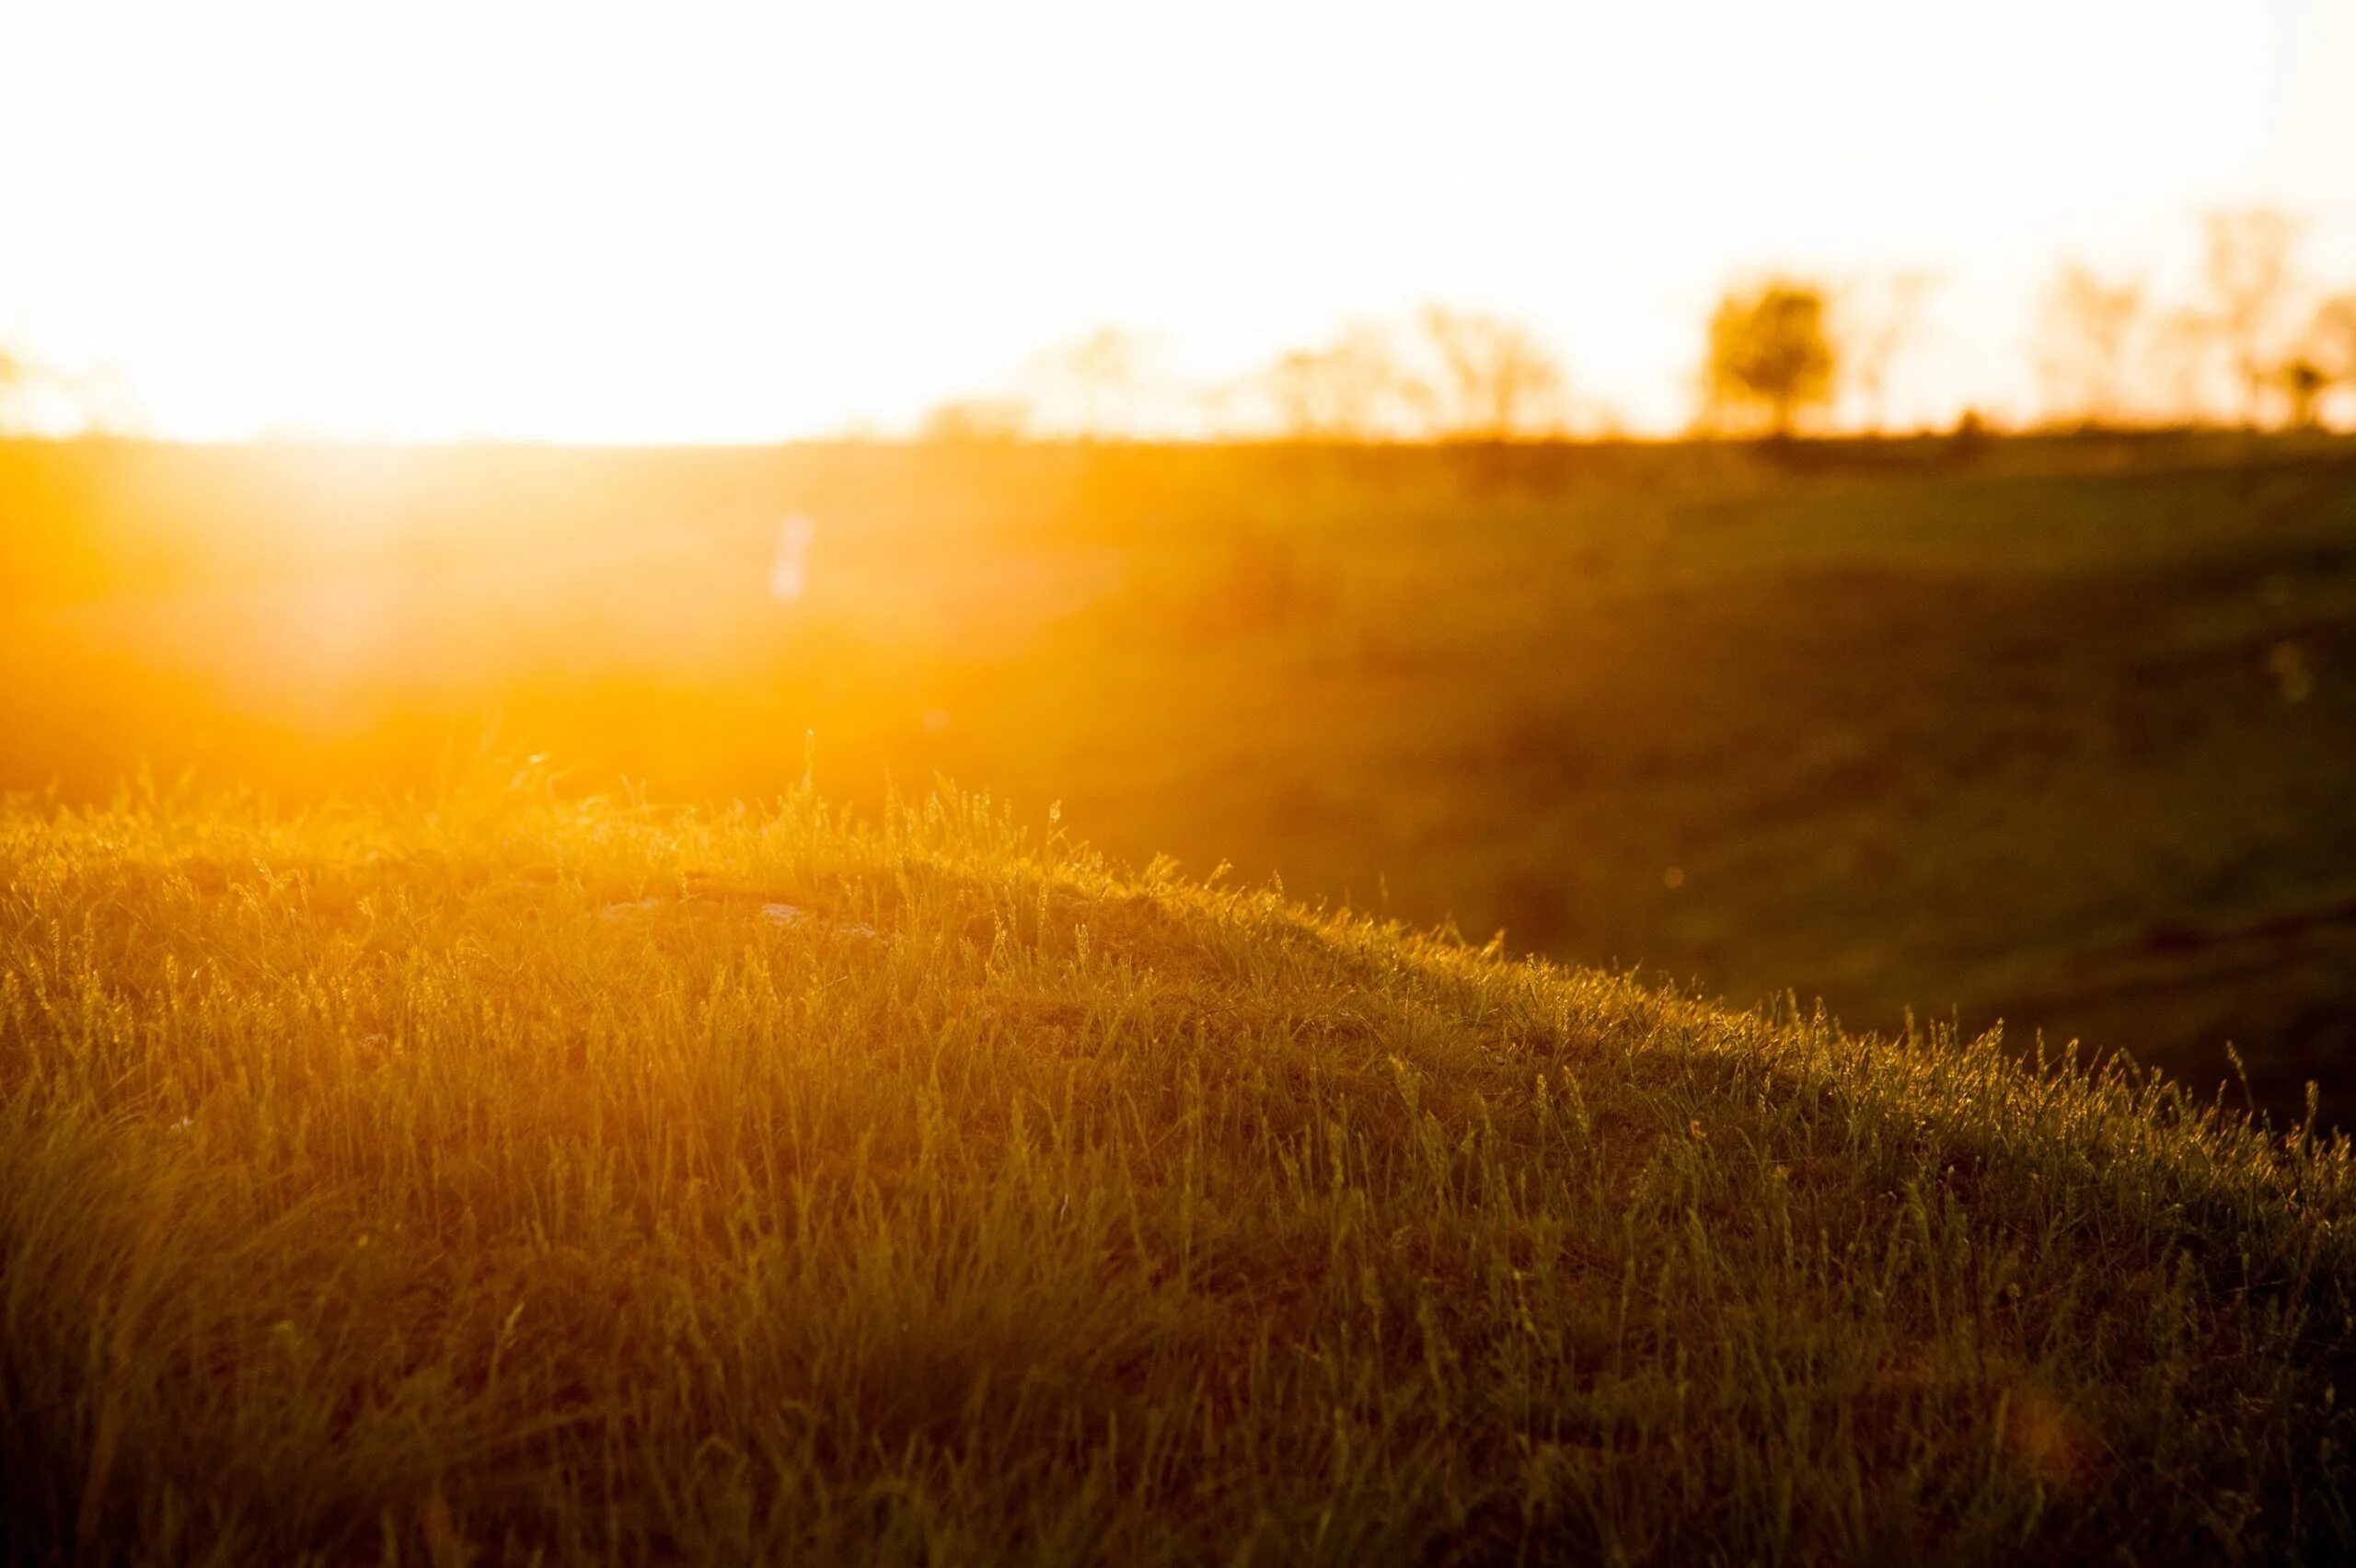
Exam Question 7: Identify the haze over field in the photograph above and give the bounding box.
[4,0,2355,439]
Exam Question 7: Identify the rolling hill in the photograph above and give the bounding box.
[4,780,2351,1563]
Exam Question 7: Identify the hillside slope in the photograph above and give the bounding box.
[6,436,2354,1124]
[3,779,2353,1563]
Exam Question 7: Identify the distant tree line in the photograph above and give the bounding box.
[926,207,2356,444]
[2038,209,2356,432]
[924,306,1584,446]
[4,204,2351,443]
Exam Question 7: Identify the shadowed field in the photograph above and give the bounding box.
[4,434,2354,1121]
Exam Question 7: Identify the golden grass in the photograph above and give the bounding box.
[3,772,2352,1562]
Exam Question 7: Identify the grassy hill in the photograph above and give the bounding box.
[4,435,2352,1124]
[5,780,2353,1563]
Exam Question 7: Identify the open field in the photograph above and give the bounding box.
[5,434,2353,1121]
[5,784,2355,1563]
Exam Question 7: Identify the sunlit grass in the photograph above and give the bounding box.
[3,772,2353,1562]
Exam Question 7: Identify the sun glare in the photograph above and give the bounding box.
[2,0,2351,441]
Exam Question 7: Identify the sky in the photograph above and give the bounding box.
[1,0,2351,441]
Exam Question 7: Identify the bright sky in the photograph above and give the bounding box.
[2,0,2350,440]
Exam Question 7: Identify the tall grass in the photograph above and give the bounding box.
[3,775,2351,1562]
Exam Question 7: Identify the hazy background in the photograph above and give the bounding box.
[4,0,2353,440]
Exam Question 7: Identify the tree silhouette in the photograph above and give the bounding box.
[1258,324,1420,440]
[1838,271,1937,432]
[1704,282,1835,438]
[1254,311,1566,443]
[1410,306,1566,441]
[2200,208,2303,426]
[2289,294,2356,430]
[2277,358,2331,431]
[2035,265,2146,428]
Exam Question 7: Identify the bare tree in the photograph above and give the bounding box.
[1258,323,1422,441]
[1703,281,1836,438]
[1018,327,1165,438]
[2035,265,2147,428]
[2288,293,2356,430]
[2147,304,2229,425]
[1838,271,1938,432]
[1408,306,1567,441]
[2200,208,2304,426]
[2313,294,2356,373]
[2277,358,2332,431]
